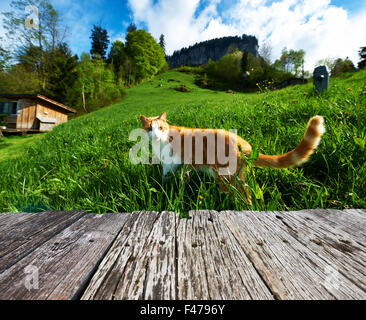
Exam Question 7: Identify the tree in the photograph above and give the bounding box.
[123,56,136,86]
[259,40,272,64]
[241,50,249,72]
[315,58,336,73]
[42,42,78,105]
[330,58,356,77]
[16,43,42,72]
[274,47,305,76]
[125,29,167,82]
[77,53,94,112]
[90,24,110,61]
[358,47,366,70]
[206,50,243,83]
[274,47,289,73]
[3,0,66,50]
[290,49,305,76]
[127,23,137,34]
[108,40,127,79]
[159,34,166,53]
[3,0,67,90]
[0,39,11,71]
[74,52,126,114]
[0,63,39,93]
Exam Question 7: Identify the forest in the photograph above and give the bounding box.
[0,0,167,115]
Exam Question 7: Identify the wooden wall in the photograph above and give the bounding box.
[36,103,68,125]
[12,99,68,131]
[4,115,17,129]
[16,99,37,130]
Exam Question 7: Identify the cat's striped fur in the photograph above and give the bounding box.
[140,113,325,204]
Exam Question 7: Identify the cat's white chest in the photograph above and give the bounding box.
[152,139,170,162]
[151,138,181,180]
[152,139,181,163]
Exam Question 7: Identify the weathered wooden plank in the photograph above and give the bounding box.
[294,209,366,240]
[272,210,366,291]
[0,213,129,300]
[175,211,274,300]
[0,209,365,300]
[220,211,366,300]
[0,211,86,273]
[81,211,177,300]
[0,212,37,229]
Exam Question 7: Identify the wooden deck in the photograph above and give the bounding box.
[1,128,41,134]
[0,209,365,300]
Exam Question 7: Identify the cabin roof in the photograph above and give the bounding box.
[0,94,76,113]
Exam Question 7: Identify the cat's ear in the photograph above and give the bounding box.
[159,112,167,121]
[140,115,148,126]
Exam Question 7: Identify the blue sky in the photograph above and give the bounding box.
[1,0,366,70]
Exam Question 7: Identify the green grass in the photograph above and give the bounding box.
[0,70,365,213]
[0,135,43,162]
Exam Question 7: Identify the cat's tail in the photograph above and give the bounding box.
[253,116,325,169]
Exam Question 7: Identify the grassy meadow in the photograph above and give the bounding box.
[0,70,365,214]
[0,135,43,162]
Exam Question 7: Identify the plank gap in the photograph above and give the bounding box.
[72,213,131,300]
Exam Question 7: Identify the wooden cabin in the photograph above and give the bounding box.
[0,94,76,133]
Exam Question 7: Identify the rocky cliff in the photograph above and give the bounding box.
[166,34,258,68]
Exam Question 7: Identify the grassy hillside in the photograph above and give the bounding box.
[0,70,365,214]
[0,135,42,163]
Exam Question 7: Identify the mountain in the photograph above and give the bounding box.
[166,34,259,68]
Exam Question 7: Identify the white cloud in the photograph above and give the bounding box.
[128,0,236,54]
[128,0,366,71]
[52,0,101,56]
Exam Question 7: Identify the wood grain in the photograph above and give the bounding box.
[220,210,366,299]
[81,211,177,300]
[0,211,86,272]
[175,211,274,299]
[294,209,366,240]
[0,209,365,300]
[273,209,366,290]
[0,213,129,300]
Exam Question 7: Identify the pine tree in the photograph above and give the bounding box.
[159,34,165,53]
[43,42,78,105]
[358,47,366,69]
[108,40,127,79]
[90,25,110,61]
[241,50,248,72]
[127,23,137,34]
[0,39,11,71]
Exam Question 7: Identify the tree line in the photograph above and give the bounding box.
[194,46,305,91]
[0,0,167,115]
[194,40,366,92]
[166,34,258,69]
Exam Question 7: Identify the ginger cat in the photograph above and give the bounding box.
[140,112,325,204]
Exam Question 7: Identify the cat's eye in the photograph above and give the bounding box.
[159,126,163,130]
